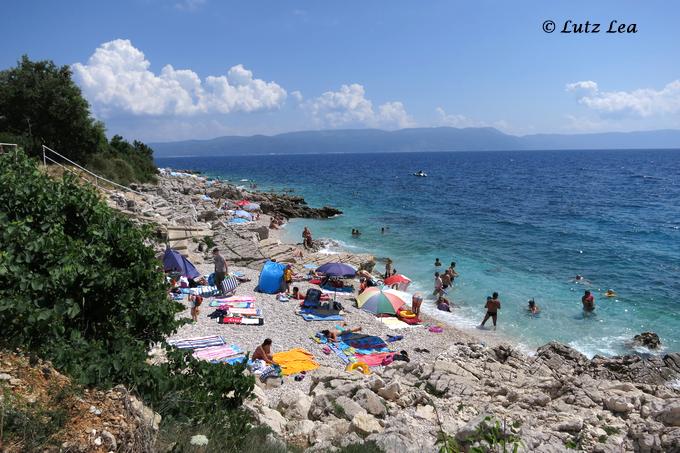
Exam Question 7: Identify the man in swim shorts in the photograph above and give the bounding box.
[480,294,501,329]
[582,290,595,313]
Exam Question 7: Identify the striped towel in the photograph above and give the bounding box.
[221,277,239,295]
[214,295,256,303]
[168,335,226,349]
[193,344,242,361]
[224,307,260,316]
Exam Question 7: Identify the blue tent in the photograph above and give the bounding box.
[163,248,200,279]
[257,260,286,294]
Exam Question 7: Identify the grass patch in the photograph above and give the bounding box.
[598,434,608,443]
[425,382,447,398]
[332,400,346,417]
[337,440,383,453]
[603,425,620,436]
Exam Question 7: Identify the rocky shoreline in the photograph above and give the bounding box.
[104,171,680,452]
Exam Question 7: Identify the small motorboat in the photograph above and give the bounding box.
[413,170,427,177]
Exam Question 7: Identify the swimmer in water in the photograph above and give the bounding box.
[527,299,540,315]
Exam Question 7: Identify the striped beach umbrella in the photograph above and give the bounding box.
[356,287,408,315]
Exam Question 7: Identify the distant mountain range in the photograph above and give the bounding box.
[150,127,680,157]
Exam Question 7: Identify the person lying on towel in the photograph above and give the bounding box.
[320,326,361,343]
[253,338,275,365]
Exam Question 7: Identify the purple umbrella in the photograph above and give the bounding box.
[316,262,357,277]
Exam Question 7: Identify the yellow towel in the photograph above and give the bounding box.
[272,348,320,376]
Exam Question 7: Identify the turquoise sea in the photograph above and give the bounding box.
[157,149,680,357]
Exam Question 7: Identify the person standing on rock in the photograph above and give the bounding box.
[213,248,228,296]
[302,226,313,248]
[480,293,501,330]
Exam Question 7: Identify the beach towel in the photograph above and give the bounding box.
[379,317,413,329]
[221,277,239,295]
[340,333,389,351]
[298,310,344,322]
[168,335,226,349]
[272,348,320,375]
[192,344,242,361]
[397,315,422,325]
[222,307,261,316]
[355,352,395,367]
[219,316,264,326]
[211,300,254,308]
[214,295,256,303]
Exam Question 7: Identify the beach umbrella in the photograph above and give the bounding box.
[235,199,250,207]
[243,202,260,211]
[316,262,356,277]
[233,210,253,219]
[384,274,411,288]
[162,248,200,279]
[229,218,249,224]
[356,287,407,315]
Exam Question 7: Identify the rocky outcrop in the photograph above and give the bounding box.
[633,332,662,349]
[245,343,680,453]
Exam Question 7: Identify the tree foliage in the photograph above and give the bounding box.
[0,151,254,427]
[0,56,158,184]
[0,56,107,162]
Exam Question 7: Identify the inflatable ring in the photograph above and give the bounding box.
[345,362,371,375]
[398,310,416,319]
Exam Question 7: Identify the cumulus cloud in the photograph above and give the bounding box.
[305,83,413,129]
[566,79,680,117]
[72,39,286,117]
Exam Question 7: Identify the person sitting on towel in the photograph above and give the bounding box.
[290,286,305,300]
[253,338,275,365]
[321,326,361,342]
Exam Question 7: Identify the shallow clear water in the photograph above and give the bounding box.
[157,149,680,356]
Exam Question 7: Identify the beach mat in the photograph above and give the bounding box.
[299,311,344,322]
[355,352,395,367]
[168,335,226,349]
[193,344,242,361]
[379,317,413,329]
[219,316,264,326]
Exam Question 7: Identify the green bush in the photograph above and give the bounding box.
[0,150,255,448]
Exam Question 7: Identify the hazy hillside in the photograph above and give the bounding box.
[150,127,680,157]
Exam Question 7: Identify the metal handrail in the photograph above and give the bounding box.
[42,145,143,195]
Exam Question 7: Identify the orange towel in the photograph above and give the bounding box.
[272,348,320,375]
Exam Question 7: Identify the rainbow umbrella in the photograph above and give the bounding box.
[356,287,408,315]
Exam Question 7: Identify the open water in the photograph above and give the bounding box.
[157,149,680,356]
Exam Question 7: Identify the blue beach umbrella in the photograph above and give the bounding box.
[316,262,357,277]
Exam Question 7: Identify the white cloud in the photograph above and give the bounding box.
[72,39,286,117]
[435,107,510,132]
[305,83,413,128]
[290,90,304,103]
[175,0,206,11]
[566,79,680,117]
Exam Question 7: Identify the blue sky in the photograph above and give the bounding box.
[3,0,680,141]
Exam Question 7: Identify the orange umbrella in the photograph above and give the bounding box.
[384,274,411,286]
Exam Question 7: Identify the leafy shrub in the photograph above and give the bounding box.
[0,150,255,448]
